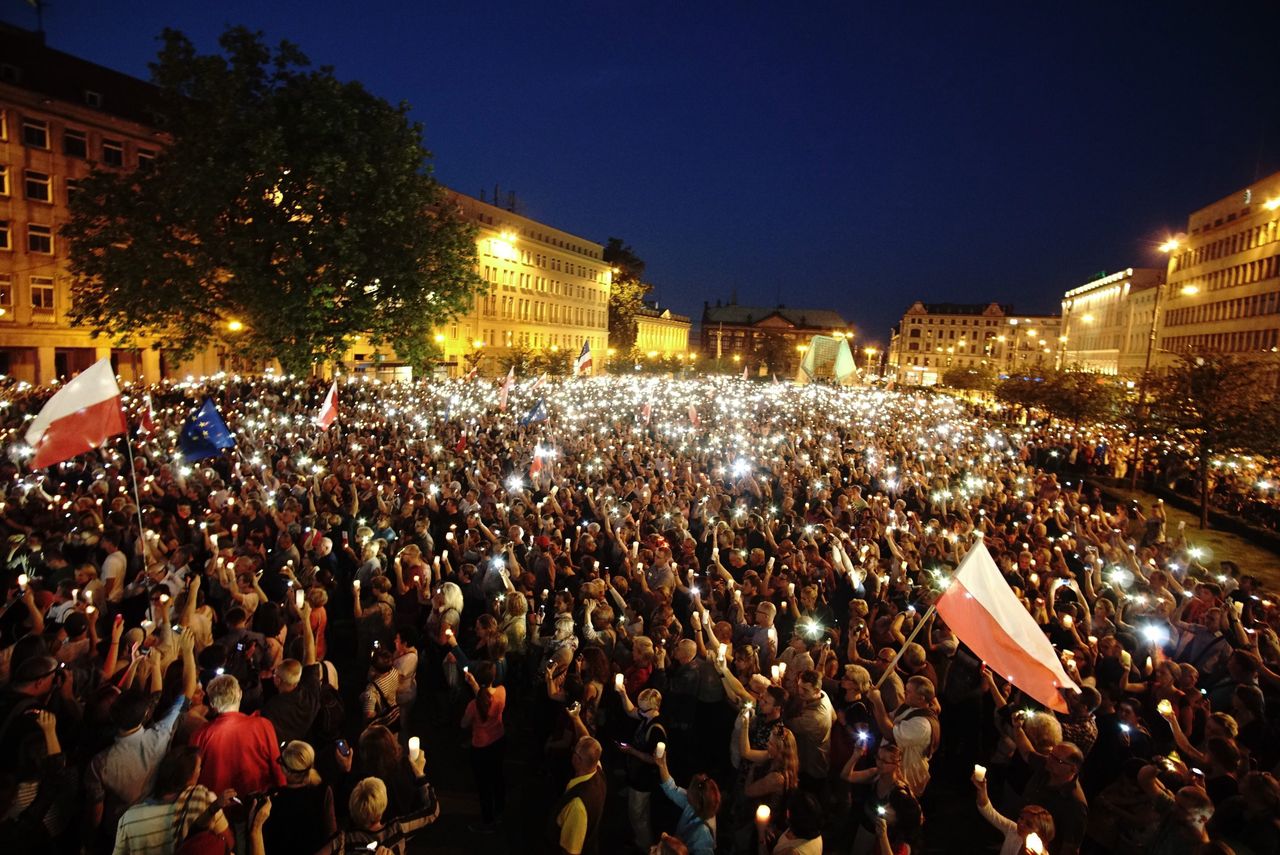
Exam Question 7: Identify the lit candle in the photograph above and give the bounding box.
[1025,832,1046,854]
[655,741,666,759]
[295,589,305,609]
[615,673,625,691]
[755,805,771,825]
[1062,615,1074,629]
[17,573,27,590]
[1157,699,1173,716]
[973,764,987,782]
[408,736,421,760]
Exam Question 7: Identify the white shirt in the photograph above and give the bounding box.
[892,710,934,797]
[102,551,128,603]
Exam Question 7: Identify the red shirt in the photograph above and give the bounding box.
[192,711,286,795]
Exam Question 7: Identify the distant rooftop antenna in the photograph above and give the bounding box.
[507,190,516,212]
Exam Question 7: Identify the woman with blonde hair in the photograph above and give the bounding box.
[261,740,336,855]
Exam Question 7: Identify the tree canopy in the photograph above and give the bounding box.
[603,238,648,355]
[1151,352,1280,527]
[64,27,481,375]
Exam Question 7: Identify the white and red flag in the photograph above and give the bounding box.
[688,404,701,428]
[25,358,127,469]
[315,379,339,431]
[936,540,1079,712]
[640,402,652,425]
[528,373,547,393]
[742,365,749,381]
[499,367,515,411]
[529,450,544,480]
[137,394,157,436]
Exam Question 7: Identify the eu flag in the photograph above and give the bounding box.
[519,398,547,427]
[178,399,237,462]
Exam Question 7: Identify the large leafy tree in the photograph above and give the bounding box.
[604,238,648,354]
[64,27,481,375]
[1151,351,1280,528]
[1042,369,1121,426]
[941,363,996,393]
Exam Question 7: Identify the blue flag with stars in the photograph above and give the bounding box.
[178,399,237,462]
[519,398,547,427]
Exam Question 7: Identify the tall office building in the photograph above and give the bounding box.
[1158,171,1280,363]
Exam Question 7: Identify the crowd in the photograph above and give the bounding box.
[0,372,1277,855]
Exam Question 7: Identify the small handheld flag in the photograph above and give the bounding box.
[499,367,515,411]
[573,341,593,377]
[519,398,548,427]
[315,380,339,431]
[178,399,237,463]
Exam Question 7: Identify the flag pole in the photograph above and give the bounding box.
[122,429,148,556]
[873,532,981,690]
[874,602,939,689]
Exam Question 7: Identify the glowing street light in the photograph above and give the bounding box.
[1180,284,1200,296]
[1158,238,1180,253]
[226,319,244,333]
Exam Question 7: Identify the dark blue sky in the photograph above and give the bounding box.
[8,1,1279,346]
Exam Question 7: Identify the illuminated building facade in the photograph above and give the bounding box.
[887,302,1061,385]
[1158,171,1280,366]
[634,302,691,359]
[437,191,610,377]
[1059,268,1164,375]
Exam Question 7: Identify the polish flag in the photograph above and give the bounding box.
[640,402,652,425]
[25,358,127,469]
[455,431,467,454]
[688,404,700,428]
[936,540,1079,712]
[137,394,157,436]
[499,367,514,411]
[528,373,546,392]
[529,451,544,480]
[742,365,749,381]
[315,380,339,431]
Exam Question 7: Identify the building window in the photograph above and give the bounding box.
[0,164,7,196]
[63,128,88,158]
[84,90,102,108]
[0,108,7,140]
[0,274,10,308]
[30,277,55,311]
[102,139,124,167]
[65,178,81,205]
[27,224,53,254]
[24,170,51,203]
[21,118,49,149]
[137,149,156,170]
[0,221,9,250]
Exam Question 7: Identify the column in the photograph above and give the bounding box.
[36,346,56,385]
[141,349,162,384]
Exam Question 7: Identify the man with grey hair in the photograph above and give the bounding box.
[192,674,286,796]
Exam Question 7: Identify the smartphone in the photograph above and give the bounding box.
[617,742,630,750]
[343,531,350,546]
[336,739,351,758]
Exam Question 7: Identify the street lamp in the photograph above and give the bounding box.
[226,319,244,333]
[863,346,877,374]
[1131,237,1189,486]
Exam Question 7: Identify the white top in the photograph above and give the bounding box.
[892,712,933,797]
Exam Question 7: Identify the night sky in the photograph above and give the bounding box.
[7,1,1280,347]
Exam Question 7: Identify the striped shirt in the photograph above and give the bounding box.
[112,786,218,855]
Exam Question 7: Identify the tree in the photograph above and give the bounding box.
[604,238,648,354]
[63,27,481,376]
[994,373,1048,420]
[1151,352,1280,528]
[941,364,996,393]
[530,348,572,376]
[1041,369,1121,426]
[754,333,791,375]
[498,345,535,375]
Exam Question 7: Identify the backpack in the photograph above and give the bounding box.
[311,663,345,743]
